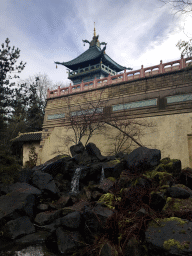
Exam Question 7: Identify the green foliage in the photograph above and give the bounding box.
[177,39,192,58]
[25,144,38,168]
[0,149,21,184]
[0,38,26,147]
[25,77,45,132]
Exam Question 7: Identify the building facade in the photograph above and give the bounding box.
[37,30,192,169]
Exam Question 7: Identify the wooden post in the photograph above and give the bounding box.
[140,65,145,78]
[47,89,50,99]
[93,77,97,88]
[80,81,84,91]
[58,86,61,96]
[180,55,186,69]
[123,69,128,81]
[69,83,72,94]
[107,74,112,85]
[159,60,163,74]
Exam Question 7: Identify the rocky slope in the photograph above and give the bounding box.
[0,142,192,256]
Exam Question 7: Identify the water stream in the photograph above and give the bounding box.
[100,166,105,184]
[70,167,82,194]
[0,244,57,256]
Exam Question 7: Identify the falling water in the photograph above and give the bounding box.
[100,166,105,184]
[70,167,82,194]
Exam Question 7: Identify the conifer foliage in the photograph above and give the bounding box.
[0,38,26,146]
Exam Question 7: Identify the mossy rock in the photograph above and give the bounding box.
[107,177,116,182]
[163,239,190,251]
[143,170,172,186]
[106,159,121,167]
[148,217,188,229]
[162,196,192,215]
[160,157,171,165]
[98,193,121,209]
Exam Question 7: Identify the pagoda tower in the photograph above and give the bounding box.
[55,25,129,85]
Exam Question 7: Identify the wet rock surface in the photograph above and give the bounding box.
[0,144,192,255]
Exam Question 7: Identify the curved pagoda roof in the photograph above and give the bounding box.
[55,27,126,72]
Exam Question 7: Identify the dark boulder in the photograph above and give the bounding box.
[58,211,81,229]
[34,209,62,226]
[125,147,161,173]
[86,143,107,161]
[1,182,41,195]
[31,171,58,194]
[165,186,191,199]
[15,231,51,246]
[0,192,35,221]
[70,142,85,157]
[82,204,114,244]
[17,168,34,183]
[3,216,35,239]
[56,227,85,254]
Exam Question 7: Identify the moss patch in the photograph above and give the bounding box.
[148,217,188,228]
[98,193,121,209]
[163,239,190,251]
[107,177,116,182]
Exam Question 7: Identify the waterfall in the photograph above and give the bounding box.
[100,166,105,184]
[70,167,82,194]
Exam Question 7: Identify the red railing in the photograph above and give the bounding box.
[47,56,192,99]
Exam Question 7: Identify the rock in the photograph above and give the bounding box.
[15,231,51,246]
[100,241,118,256]
[3,216,35,239]
[56,227,85,254]
[145,217,192,255]
[35,209,62,226]
[31,171,58,194]
[41,157,72,178]
[103,160,126,179]
[0,192,35,220]
[179,168,192,190]
[82,204,114,244]
[1,182,41,195]
[149,192,167,212]
[49,195,73,209]
[37,204,49,211]
[125,146,161,173]
[99,178,115,193]
[70,142,85,157]
[1,142,192,256]
[86,142,107,161]
[17,168,34,183]
[72,151,92,165]
[58,211,81,229]
[166,187,191,199]
[123,236,143,256]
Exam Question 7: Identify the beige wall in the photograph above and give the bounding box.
[37,67,192,168]
[38,112,192,169]
[23,142,40,166]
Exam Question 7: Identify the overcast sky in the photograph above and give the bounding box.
[1,0,192,88]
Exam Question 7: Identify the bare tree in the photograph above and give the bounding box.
[51,87,156,157]
[19,73,52,102]
[159,0,192,57]
[159,0,192,13]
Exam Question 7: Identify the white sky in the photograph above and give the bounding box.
[1,0,192,88]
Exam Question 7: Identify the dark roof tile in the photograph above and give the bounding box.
[12,132,42,143]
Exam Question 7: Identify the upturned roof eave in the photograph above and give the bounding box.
[55,46,126,72]
[55,46,103,70]
[102,54,126,72]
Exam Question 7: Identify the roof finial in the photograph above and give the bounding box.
[94,22,96,37]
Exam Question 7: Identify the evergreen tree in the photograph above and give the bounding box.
[26,77,45,132]
[0,38,26,147]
